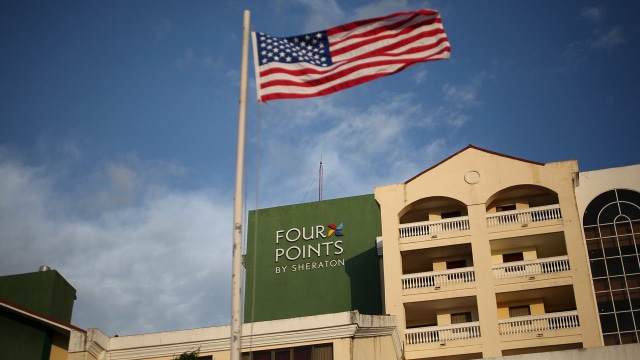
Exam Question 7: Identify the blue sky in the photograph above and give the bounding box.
[1,0,639,336]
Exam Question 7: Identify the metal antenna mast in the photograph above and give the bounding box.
[319,159,323,201]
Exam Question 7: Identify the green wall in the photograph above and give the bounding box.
[0,309,52,360]
[244,194,383,322]
[0,270,76,322]
[0,270,76,360]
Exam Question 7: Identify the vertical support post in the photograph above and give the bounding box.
[230,9,250,360]
[319,160,323,201]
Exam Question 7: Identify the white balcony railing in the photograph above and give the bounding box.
[492,256,570,279]
[402,267,475,290]
[406,322,481,344]
[399,216,470,238]
[498,311,579,335]
[486,204,561,228]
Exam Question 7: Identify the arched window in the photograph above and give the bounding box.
[583,189,640,345]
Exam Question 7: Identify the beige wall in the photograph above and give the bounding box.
[574,165,640,215]
[352,336,399,360]
[68,312,402,360]
[375,146,603,358]
[49,333,68,360]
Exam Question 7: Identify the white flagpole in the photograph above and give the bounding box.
[231,9,250,360]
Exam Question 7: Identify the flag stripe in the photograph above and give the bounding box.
[258,30,449,78]
[258,34,450,83]
[331,25,446,62]
[258,40,450,101]
[252,9,450,102]
[328,13,439,54]
[259,39,451,94]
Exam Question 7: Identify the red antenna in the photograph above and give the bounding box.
[319,159,323,201]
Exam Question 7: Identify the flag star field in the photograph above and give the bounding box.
[256,33,331,66]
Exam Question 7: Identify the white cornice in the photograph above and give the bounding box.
[97,311,401,360]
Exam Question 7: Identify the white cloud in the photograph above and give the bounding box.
[414,69,429,84]
[0,150,233,336]
[247,90,460,206]
[589,26,626,49]
[581,7,603,23]
[352,0,417,20]
[153,17,173,41]
[292,0,346,32]
[433,71,486,129]
[576,6,626,51]
[291,0,433,32]
[443,83,479,109]
[175,48,196,69]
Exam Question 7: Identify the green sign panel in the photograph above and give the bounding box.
[244,194,383,322]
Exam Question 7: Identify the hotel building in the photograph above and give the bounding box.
[375,145,605,359]
[4,145,639,360]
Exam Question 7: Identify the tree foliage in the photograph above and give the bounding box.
[173,348,200,360]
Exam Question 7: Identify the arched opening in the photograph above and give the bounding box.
[399,196,467,224]
[486,184,559,214]
[582,188,640,346]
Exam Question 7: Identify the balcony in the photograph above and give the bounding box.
[492,256,570,280]
[403,267,475,290]
[498,310,579,335]
[406,322,481,344]
[399,216,470,239]
[487,204,561,228]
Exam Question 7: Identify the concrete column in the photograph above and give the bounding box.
[468,203,502,358]
[376,185,407,337]
[558,191,604,347]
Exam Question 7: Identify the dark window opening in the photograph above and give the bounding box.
[242,344,332,360]
[446,259,467,269]
[503,252,525,272]
[616,312,635,331]
[606,257,624,276]
[590,259,607,278]
[587,239,604,259]
[497,204,516,212]
[441,211,462,219]
[620,332,638,344]
[503,252,524,262]
[580,189,640,345]
[509,305,531,317]
[597,292,614,313]
[600,313,618,333]
[603,334,621,346]
[451,312,472,324]
[623,255,640,274]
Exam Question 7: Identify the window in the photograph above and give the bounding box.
[451,312,472,324]
[497,204,516,212]
[509,305,531,317]
[503,252,524,263]
[583,189,640,345]
[442,211,462,219]
[242,344,332,360]
[503,252,525,272]
[446,259,467,269]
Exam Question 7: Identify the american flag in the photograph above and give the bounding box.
[252,9,451,102]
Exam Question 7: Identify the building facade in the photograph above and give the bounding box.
[375,145,603,359]
[53,145,640,359]
[574,165,640,346]
[68,311,402,360]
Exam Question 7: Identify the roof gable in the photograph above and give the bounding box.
[405,145,544,184]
